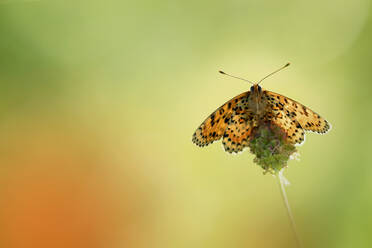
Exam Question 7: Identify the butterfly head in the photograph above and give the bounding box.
[250,84,262,93]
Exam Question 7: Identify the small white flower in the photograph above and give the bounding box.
[289,152,301,161]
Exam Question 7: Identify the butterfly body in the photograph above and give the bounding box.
[247,84,268,117]
[192,83,330,153]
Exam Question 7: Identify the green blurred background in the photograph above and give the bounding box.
[0,0,371,247]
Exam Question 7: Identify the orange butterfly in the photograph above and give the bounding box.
[192,63,331,153]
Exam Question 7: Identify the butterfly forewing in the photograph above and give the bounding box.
[264,91,330,135]
[192,91,251,147]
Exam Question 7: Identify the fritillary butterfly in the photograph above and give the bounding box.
[192,63,331,153]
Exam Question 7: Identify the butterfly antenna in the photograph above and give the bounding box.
[258,63,290,85]
[219,70,254,85]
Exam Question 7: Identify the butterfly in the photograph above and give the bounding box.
[192,63,331,153]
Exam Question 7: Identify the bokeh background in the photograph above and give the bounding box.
[0,0,371,247]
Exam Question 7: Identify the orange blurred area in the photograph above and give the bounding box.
[0,118,150,248]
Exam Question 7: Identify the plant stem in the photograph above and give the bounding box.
[276,171,303,248]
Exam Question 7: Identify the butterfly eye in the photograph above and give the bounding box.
[250,86,255,92]
[258,85,262,92]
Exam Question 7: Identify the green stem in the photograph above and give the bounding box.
[276,170,303,248]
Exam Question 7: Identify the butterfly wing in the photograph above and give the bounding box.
[264,90,330,144]
[192,91,251,147]
[222,113,254,153]
[269,111,306,144]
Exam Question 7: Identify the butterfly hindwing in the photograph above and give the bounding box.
[264,91,330,135]
[222,114,253,153]
[192,91,250,147]
[270,110,305,145]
